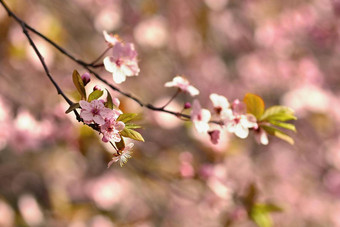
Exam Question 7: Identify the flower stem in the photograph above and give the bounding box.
[161,89,181,109]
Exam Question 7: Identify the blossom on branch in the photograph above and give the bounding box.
[223,100,258,139]
[210,93,231,115]
[191,100,211,133]
[103,41,140,84]
[79,100,111,125]
[100,109,125,142]
[164,76,199,96]
[108,143,134,167]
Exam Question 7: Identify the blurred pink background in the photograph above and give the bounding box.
[1,0,340,226]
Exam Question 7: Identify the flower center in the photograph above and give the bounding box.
[115,59,123,67]
[91,108,100,116]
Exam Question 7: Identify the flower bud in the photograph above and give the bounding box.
[93,85,102,91]
[184,102,191,109]
[81,72,91,86]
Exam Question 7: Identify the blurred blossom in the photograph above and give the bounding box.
[0,200,14,227]
[94,7,122,32]
[86,173,130,210]
[152,97,182,129]
[190,125,230,153]
[90,215,115,227]
[10,110,53,152]
[204,0,228,11]
[134,16,168,48]
[27,39,54,69]
[179,152,195,178]
[175,27,202,57]
[282,85,333,117]
[18,194,44,226]
[0,97,10,150]
[164,76,199,96]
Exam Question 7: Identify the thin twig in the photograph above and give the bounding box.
[0,0,201,122]
[160,89,181,109]
[88,47,111,66]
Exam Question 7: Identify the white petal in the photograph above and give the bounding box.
[112,67,127,84]
[234,124,249,139]
[103,57,116,73]
[201,109,211,122]
[187,86,199,96]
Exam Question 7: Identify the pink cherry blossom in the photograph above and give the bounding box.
[100,109,125,143]
[103,42,140,84]
[108,143,134,167]
[225,112,258,139]
[210,93,230,114]
[103,31,120,47]
[79,100,111,125]
[191,100,211,133]
[164,76,199,96]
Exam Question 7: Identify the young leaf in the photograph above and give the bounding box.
[243,93,265,120]
[261,125,294,145]
[65,103,80,114]
[125,123,142,129]
[250,204,273,227]
[255,203,283,213]
[105,89,113,109]
[88,90,104,102]
[72,70,86,100]
[115,136,125,151]
[120,128,144,142]
[260,106,296,122]
[269,120,296,132]
[117,113,138,123]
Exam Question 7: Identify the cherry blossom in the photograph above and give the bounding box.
[108,143,134,167]
[79,100,111,125]
[103,42,140,84]
[191,100,211,133]
[210,93,230,115]
[225,112,258,139]
[103,31,120,47]
[100,110,125,143]
[164,76,199,96]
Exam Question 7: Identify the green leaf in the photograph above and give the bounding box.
[262,125,295,145]
[243,93,265,120]
[260,106,297,122]
[65,103,80,114]
[105,89,113,109]
[269,121,296,132]
[117,113,138,123]
[251,205,272,227]
[115,136,125,151]
[125,123,142,129]
[88,90,104,102]
[255,203,283,213]
[120,128,144,142]
[72,70,86,100]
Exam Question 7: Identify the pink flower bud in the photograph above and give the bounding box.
[93,85,102,91]
[208,130,220,145]
[81,72,91,86]
[184,102,191,109]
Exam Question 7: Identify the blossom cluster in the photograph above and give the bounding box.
[163,75,296,146]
